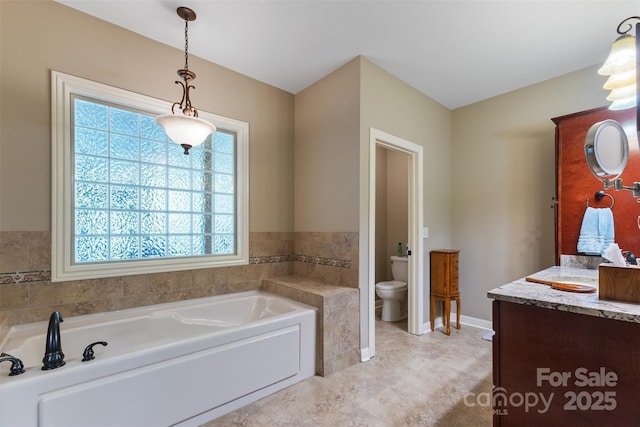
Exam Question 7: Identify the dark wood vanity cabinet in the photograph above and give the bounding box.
[552,106,638,264]
[493,300,640,426]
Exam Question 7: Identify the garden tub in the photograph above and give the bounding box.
[0,291,316,426]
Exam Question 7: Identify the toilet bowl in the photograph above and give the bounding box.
[375,256,408,322]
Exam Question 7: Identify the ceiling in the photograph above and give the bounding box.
[55,1,639,110]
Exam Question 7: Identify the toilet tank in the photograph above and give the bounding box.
[390,256,408,282]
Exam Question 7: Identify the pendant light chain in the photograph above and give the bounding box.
[184,18,189,72]
[156,6,216,155]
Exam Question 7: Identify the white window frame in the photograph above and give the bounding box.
[51,71,249,282]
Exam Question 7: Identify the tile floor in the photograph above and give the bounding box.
[203,318,493,426]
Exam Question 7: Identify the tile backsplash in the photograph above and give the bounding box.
[293,232,358,287]
[0,231,358,340]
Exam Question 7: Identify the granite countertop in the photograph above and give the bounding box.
[487,266,640,323]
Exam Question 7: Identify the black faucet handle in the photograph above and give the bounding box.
[82,341,108,362]
[0,353,25,376]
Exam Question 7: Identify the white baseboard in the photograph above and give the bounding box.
[360,347,372,362]
[459,314,492,330]
[427,313,492,332]
[422,321,432,333]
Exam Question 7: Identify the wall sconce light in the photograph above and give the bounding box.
[598,16,639,136]
[156,7,216,155]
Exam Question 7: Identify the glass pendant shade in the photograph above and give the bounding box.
[603,69,635,90]
[599,34,637,110]
[606,84,637,101]
[156,114,216,148]
[598,35,636,75]
[609,97,637,111]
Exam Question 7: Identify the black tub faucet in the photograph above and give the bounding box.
[42,311,65,370]
[0,353,25,376]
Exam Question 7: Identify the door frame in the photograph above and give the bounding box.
[360,128,424,361]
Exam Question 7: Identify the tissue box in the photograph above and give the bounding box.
[599,263,640,303]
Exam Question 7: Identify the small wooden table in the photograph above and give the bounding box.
[430,249,460,335]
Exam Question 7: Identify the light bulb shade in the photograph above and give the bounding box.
[603,69,636,90]
[609,96,637,110]
[156,114,216,148]
[598,34,636,75]
[606,84,637,101]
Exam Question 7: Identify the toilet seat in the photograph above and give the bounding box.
[375,280,407,291]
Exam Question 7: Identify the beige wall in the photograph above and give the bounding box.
[375,146,388,283]
[452,65,609,321]
[0,0,294,233]
[361,57,453,250]
[294,58,361,232]
[360,57,453,330]
[294,57,452,349]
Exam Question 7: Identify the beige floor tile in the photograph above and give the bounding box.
[203,318,493,426]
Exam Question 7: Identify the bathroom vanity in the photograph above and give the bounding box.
[488,266,640,426]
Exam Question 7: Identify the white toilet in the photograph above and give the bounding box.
[375,256,408,321]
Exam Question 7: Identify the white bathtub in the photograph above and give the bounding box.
[0,291,316,427]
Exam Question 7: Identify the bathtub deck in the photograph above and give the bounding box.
[263,276,359,376]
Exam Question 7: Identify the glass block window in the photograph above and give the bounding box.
[73,96,237,263]
[52,71,249,281]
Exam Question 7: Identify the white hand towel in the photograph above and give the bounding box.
[599,208,615,252]
[577,207,614,256]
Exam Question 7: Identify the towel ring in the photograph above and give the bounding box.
[586,191,614,209]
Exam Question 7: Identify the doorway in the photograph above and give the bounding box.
[374,146,409,324]
[360,128,424,361]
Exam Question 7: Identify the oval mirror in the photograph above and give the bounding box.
[584,119,629,180]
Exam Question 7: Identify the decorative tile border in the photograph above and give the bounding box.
[293,255,351,269]
[0,270,51,284]
[250,254,350,269]
[249,255,295,264]
[0,254,351,285]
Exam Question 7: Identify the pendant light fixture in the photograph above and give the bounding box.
[156,6,216,155]
[598,17,639,113]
